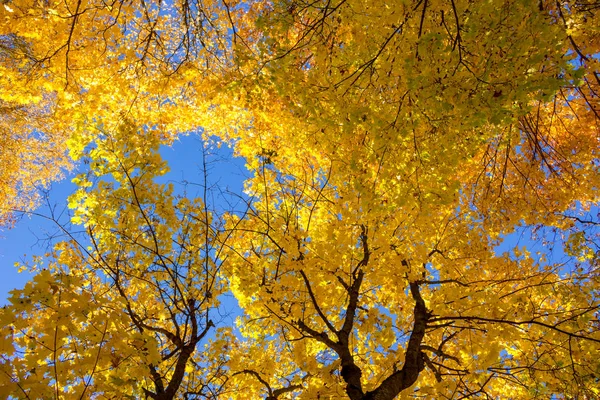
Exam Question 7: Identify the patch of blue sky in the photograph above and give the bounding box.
[494,202,599,279]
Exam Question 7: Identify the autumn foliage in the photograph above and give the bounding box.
[1,0,599,399]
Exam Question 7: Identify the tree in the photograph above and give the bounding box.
[216,1,600,398]
[0,33,70,226]
[0,0,249,225]
[1,123,228,398]
[1,0,600,399]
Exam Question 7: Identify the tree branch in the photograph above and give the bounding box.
[364,282,430,400]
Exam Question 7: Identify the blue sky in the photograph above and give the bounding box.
[0,133,248,304]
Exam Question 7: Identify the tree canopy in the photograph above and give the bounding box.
[1,0,599,399]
